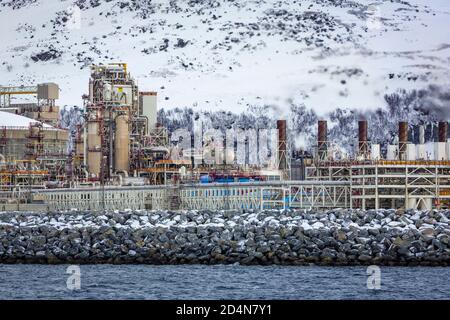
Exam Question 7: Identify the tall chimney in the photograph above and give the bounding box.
[398,121,408,160]
[318,120,328,160]
[191,133,195,169]
[438,121,448,143]
[277,120,287,171]
[358,120,368,157]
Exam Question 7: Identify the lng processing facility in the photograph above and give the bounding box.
[1,63,450,212]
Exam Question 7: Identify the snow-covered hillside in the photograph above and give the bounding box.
[1,0,449,116]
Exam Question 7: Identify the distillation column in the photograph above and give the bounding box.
[114,114,130,173]
[87,120,102,178]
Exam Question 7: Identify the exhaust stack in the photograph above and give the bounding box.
[398,121,408,160]
[438,121,448,143]
[318,120,328,160]
[277,120,287,171]
[358,120,368,158]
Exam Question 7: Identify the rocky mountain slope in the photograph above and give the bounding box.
[2,0,450,153]
[1,0,449,114]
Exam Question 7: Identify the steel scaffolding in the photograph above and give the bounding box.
[306,160,450,210]
[37,180,350,211]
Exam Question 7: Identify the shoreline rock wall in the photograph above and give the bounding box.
[1,209,450,266]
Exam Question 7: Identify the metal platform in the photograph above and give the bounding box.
[35,180,350,212]
[307,160,450,210]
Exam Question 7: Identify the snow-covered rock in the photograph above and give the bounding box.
[0,208,449,265]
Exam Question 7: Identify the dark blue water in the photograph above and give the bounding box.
[0,264,449,300]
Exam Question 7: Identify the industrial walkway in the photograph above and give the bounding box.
[36,181,351,211]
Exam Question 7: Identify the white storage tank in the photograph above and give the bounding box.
[446,142,450,160]
[406,144,416,160]
[425,142,435,160]
[371,144,380,160]
[434,142,447,161]
[387,145,398,160]
[419,198,433,210]
[416,144,426,160]
[407,198,417,210]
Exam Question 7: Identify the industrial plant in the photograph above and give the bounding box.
[0,83,69,191]
[0,63,450,212]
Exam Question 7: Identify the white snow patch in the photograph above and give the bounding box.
[0,111,53,128]
[311,222,325,229]
[300,222,312,231]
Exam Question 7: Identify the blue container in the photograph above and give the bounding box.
[200,175,212,183]
[216,177,234,183]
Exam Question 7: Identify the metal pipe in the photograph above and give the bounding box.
[83,169,89,179]
[83,122,87,167]
[115,170,129,178]
[111,173,124,186]
[109,119,114,177]
[89,79,94,101]
[191,132,195,169]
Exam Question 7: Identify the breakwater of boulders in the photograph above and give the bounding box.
[1,209,450,265]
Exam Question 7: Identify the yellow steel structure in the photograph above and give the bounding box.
[0,86,37,107]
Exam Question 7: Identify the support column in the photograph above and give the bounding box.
[362,166,366,210]
[375,163,379,210]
